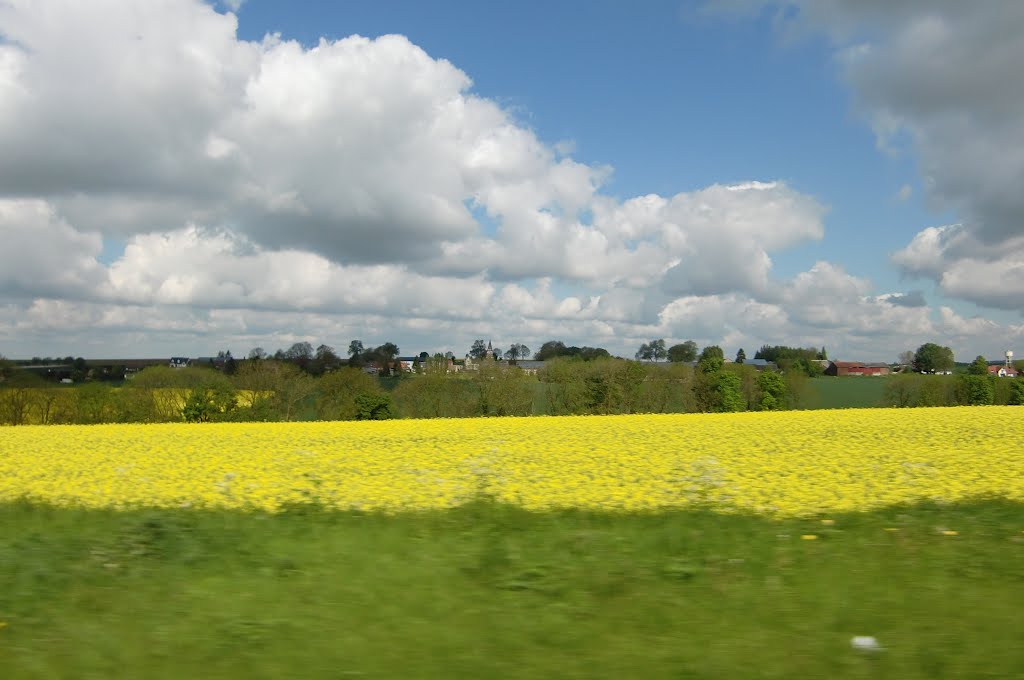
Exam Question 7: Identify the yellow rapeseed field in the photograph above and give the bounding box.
[1,407,1022,516]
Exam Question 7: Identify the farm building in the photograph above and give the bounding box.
[824,361,891,377]
[987,364,1019,377]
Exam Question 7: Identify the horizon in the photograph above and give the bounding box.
[2,1,1023,362]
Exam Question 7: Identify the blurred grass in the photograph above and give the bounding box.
[805,377,888,409]
[2,499,1023,679]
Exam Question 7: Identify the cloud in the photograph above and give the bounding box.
[896,184,912,201]
[721,2,1024,312]
[1,0,1021,361]
[879,290,926,308]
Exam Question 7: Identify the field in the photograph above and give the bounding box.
[3,407,1024,677]
[805,376,888,409]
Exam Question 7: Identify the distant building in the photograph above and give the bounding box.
[825,361,890,377]
[741,358,777,371]
[511,360,544,375]
[987,364,1019,378]
[169,357,190,369]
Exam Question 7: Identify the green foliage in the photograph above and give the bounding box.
[635,338,667,362]
[754,345,824,366]
[883,373,918,407]
[1009,380,1024,406]
[693,357,742,412]
[698,345,724,363]
[667,340,698,363]
[914,342,955,373]
[353,393,394,420]
[715,372,744,412]
[392,371,479,418]
[534,340,610,361]
[955,375,995,406]
[735,348,746,364]
[755,370,786,410]
[968,355,989,375]
[476,361,535,416]
[181,384,238,423]
[317,368,385,420]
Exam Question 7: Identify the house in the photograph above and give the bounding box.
[169,357,190,369]
[740,358,778,371]
[825,361,890,377]
[510,360,544,376]
[987,364,1019,378]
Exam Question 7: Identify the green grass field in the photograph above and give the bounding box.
[805,377,889,409]
[3,499,1023,678]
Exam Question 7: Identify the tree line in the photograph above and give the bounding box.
[0,349,805,425]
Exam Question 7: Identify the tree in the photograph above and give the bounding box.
[316,368,384,420]
[955,374,994,406]
[475,361,534,416]
[883,373,918,408]
[1009,380,1024,406]
[354,393,394,420]
[504,343,531,362]
[898,350,915,366]
[469,340,488,360]
[372,342,400,376]
[668,341,698,363]
[735,348,746,364]
[968,355,989,376]
[309,344,341,376]
[635,343,653,362]
[755,370,786,410]
[699,345,724,363]
[913,343,955,373]
[181,383,237,423]
[651,339,668,361]
[247,347,267,361]
[347,340,365,366]
[535,340,567,361]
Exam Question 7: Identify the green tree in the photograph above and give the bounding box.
[347,340,364,366]
[667,341,698,363]
[913,342,955,373]
[735,348,746,364]
[955,375,994,406]
[1009,380,1024,406]
[755,370,786,410]
[649,339,667,362]
[504,343,531,362]
[699,345,725,363]
[968,355,989,375]
[883,373,918,408]
[354,393,394,420]
[469,340,488,360]
[316,368,385,420]
[476,361,534,416]
[693,354,742,413]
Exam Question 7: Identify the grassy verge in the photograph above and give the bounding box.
[2,500,1023,679]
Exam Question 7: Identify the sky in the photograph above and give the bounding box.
[1,0,1023,362]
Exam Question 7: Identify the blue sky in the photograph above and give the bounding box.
[1,1,1022,360]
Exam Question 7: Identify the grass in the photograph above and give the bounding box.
[805,376,889,409]
[2,500,1023,678]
